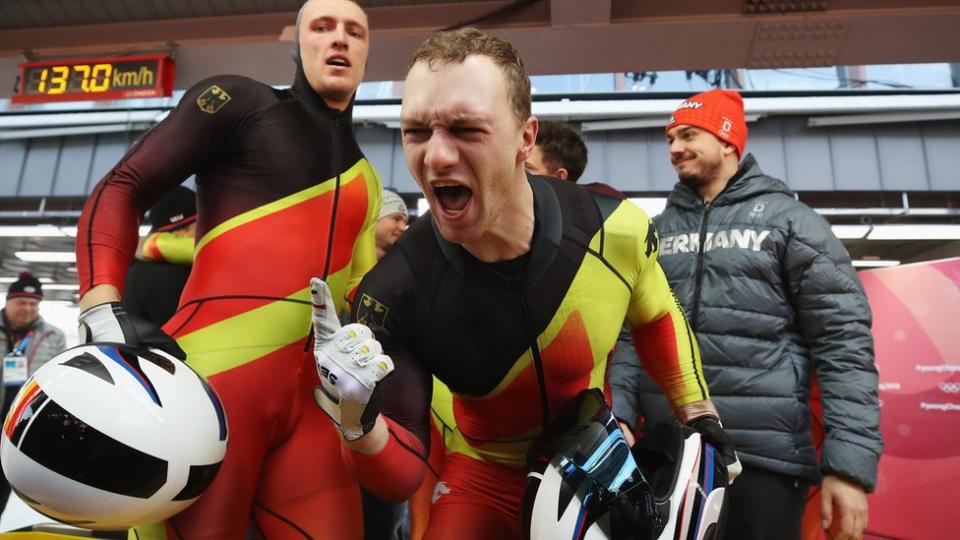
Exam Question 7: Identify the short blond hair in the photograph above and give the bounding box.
[407,28,531,124]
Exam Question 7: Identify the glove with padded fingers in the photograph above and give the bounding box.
[311,278,394,441]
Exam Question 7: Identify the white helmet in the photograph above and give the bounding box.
[522,390,729,540]
[1,343,228,530]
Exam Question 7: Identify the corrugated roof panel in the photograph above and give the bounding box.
[19,137,60,196]
[877,126,931,191]
[0,113,957,197]
[581,135,606,186]
[830,128,883,191]
[782,117,835,190]
[120,0,155,20]
[77,0,115,24]
[18,1,50,26]
[922,125,960,191]
[58,0,97,23]
[86,132,131,192]
[607,130,654,191]
[745,118,788,182]
[144,0,175,19]
[226,0,259,16]
[33,0,69,26]
[2,2,35,28]
[54,136,97,196]
[647,136,676,192]
[0,140,27,195]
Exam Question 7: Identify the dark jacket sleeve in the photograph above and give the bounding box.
[782,205,883,492]
[607,325,644,432]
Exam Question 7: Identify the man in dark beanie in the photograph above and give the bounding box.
[122,186,197,325]
[1,271,66,515]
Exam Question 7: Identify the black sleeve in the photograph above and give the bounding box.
[374,328,433,453]
[351,255,433,453]
[77,75,272,295]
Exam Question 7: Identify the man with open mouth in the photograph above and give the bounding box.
[311,28,741,540]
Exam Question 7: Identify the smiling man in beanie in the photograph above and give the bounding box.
[1,271,66,515]
[609,88,882,540]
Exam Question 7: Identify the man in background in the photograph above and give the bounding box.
[610,88,882,540]
[375,190,409,261]
[524,120,588,182]
[0,272,66,516]
[123,186,197,325]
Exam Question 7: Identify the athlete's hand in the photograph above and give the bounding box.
[687,414,743,483]
[78,302,186,360]
[311,278,394,441]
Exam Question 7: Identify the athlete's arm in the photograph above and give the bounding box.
[340,344,433,501]
[624,216,738,477]
[323,267,433,502]
[625,218,711,413]
[76,76,250,302]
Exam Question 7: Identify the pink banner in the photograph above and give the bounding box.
[803,257,960,540]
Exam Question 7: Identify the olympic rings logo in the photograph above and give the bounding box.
[939,382,960,394]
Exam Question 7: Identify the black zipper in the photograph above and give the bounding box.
[488,266,551,433]
[690,202,712,328]
[321,115,342,279]
[517,289,550,432]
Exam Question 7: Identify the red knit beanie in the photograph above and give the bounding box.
[665,89,748,158]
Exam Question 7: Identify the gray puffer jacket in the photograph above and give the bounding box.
[610,154,882,491]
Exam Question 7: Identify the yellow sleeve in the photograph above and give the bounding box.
[139,232,195,265]
[624,212,710,410]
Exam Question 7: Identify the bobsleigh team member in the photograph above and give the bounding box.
[75,0,380,537]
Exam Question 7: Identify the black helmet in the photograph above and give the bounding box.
[522,389,730,540]
[632,421,730,540]
[522,388,659,539]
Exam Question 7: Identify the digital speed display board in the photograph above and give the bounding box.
[12,55,175,104]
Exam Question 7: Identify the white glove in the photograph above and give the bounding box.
[311,278,394,441]
[78,302,186,360]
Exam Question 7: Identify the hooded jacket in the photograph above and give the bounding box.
[611,154,882,490]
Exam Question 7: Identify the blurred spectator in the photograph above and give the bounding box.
[524,120,588,182]
[1,271,66,515]
[375,190,409,261]
[122,186,197,326]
